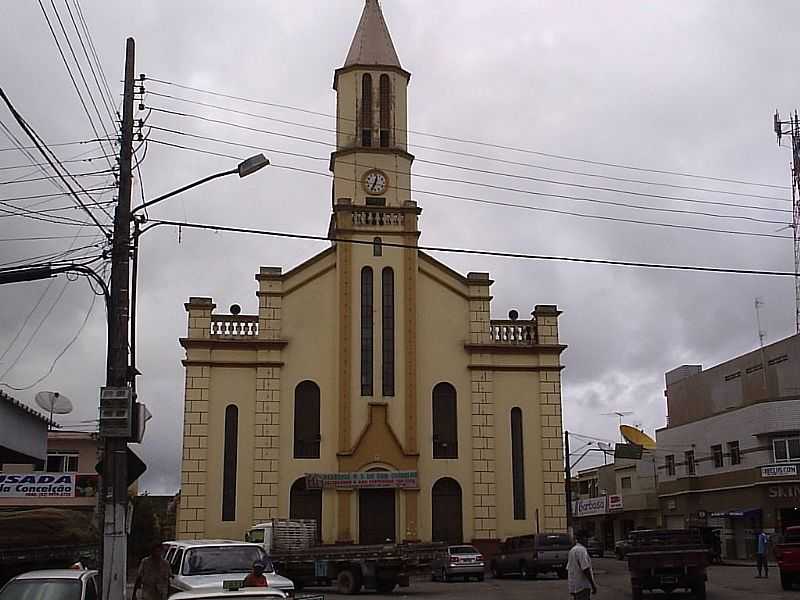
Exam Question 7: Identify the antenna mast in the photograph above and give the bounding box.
[755,298,769,391]
[774,111,800,333]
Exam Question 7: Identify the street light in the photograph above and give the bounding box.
[128,153,270,389]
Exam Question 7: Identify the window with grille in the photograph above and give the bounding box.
[361,267,373,396]
[373,237,383,257]
[294,381,321,459]
[621,476,632,489]
[222,404,238,521]
[432,383,457,459]
[511,407,526,519]
[711,444,723,468]
[379,74,391,147]
[685,450,695,476]
[727,441,741,465]
[381,268,394,396]
[361,74,373,147]
[665,454,675,476]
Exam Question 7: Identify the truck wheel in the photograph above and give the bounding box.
[441,568,451,583]
[376,580,397,593]
[692,582,707,599]
[336,569,363,595]
[557,568,568,580]
[490,563,503,579]
[781,573,793,590]
[520,562,534,580]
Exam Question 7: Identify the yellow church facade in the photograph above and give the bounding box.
[177,0,566,547]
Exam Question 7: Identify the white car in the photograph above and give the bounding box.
[0,569,99,600]
[171,589,287,600]
[163,540,294,597]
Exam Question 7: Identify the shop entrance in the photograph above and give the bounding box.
[359,487,396,544]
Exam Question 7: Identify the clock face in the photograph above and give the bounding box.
[364,170,388,195]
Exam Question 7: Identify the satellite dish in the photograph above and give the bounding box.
[620,425,656,450]
[35,391,73,429]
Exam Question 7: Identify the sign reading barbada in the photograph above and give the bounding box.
[305,471,418,490]
[0,473,98,498]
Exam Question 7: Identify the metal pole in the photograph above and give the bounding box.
[101,36,135,600]
[565,430,573,533]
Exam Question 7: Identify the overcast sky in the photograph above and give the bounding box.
[1,1,798,493]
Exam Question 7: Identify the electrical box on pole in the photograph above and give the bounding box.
[99,387,133,438]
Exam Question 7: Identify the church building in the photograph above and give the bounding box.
[177,0,567,547]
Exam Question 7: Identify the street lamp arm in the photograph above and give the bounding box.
[132,168,237,215]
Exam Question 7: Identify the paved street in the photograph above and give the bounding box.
[317,558,798,599]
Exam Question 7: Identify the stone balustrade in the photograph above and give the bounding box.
[352,210,405,227]
[210,314,259,337]
[489,320,536,345]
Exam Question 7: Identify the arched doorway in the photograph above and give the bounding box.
[431,477,463,544]
[289,477,322,541]
[358,469,396,544]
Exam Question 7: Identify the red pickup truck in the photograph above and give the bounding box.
[776,526,800,591]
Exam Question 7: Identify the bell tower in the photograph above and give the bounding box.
[330,0,415,211]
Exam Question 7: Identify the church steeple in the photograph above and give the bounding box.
[344,0,402,69]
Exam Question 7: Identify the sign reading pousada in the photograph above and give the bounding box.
[0,473,75,497]
[305,471,418,490]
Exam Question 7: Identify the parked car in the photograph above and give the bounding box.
[163,540,294,597]
[776,526,800,590]
[171,589,287,600]
[0,569,99,600]
[615,536,633,560]
[490,533,571,579]
[431,545,485,582]
[587,538,604,558]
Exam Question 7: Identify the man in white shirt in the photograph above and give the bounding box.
[567,530,597,599]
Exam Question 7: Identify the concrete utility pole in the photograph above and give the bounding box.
[101,37,135,600]
[774,111,800,334]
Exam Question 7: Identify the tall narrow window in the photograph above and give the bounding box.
[382,267,395,396]
[432,383,458,459]
[510,407,526,519]
[379,74,391,148]
[711,444,723,469]
[222,404,238,521]
[373,237,383,257]
[685,450,695,476]
[665,454,675,476]
[361,267,373,396]
[294,381,321,459]
[361,74,373,147]
[727,441,741,465]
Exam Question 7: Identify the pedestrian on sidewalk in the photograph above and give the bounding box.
[756,529,770,578]
[568,530,598,599]
[132,543,171,600]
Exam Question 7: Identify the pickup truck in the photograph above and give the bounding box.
[776,526,800,591]
[627,529,708,600]
[489,533,571,580]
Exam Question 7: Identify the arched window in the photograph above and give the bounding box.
[222,404,238,521]
[361,73,373,147]
[381,267,394,397]
[432,478,463,544]
[432,383,457,459]
[361,267,373,396]
[379,74,391,148]
[294,381,320,459]
[290,477,322,541]
[511,407,526,520]
[373,237,382,257]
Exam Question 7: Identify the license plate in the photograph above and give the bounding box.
[661,576,677,584]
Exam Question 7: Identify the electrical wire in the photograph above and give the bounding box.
[0,187,116,205]
[148,135,792,239]
[145,217,797,277]
[0,234,100,242]
[72,0,116,115]
[1,169,115,185]
[0,139,110,153]
[0,154,108,172]
[0,200,114,220]
[144,77,789,190]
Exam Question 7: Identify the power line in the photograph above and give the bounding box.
[0,234,100,242]
[0,200,114,220]
[144,76,788,190]
[1,169,115,186]
[72,0,116,115]
[146,217,797,277]
[149,134,792,239]
[0,139,109,153]
[0,154,108,172]
[0,186,116,204]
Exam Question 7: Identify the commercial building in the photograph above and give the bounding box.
[657,333,800,559]
[177,0,567,547]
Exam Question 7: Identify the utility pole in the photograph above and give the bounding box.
[564,430,573,533]
[100,37,135,600]
[774,111,800,334]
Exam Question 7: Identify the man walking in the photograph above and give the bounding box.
[756,529,770,578]
[567,530,597,599]
[132,543,171,600]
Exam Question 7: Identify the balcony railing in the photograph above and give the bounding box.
[211,314,259,337]
[489,320,536,345]
[352,210,405,228]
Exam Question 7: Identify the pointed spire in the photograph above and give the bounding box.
[344,0,401,68]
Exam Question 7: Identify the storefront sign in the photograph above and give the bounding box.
[768,485,800,499]
[0,473,72,497]
[573,496,608,517]
[608,494,624,511]
[305,471,418,489]
[762,464,798,478]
